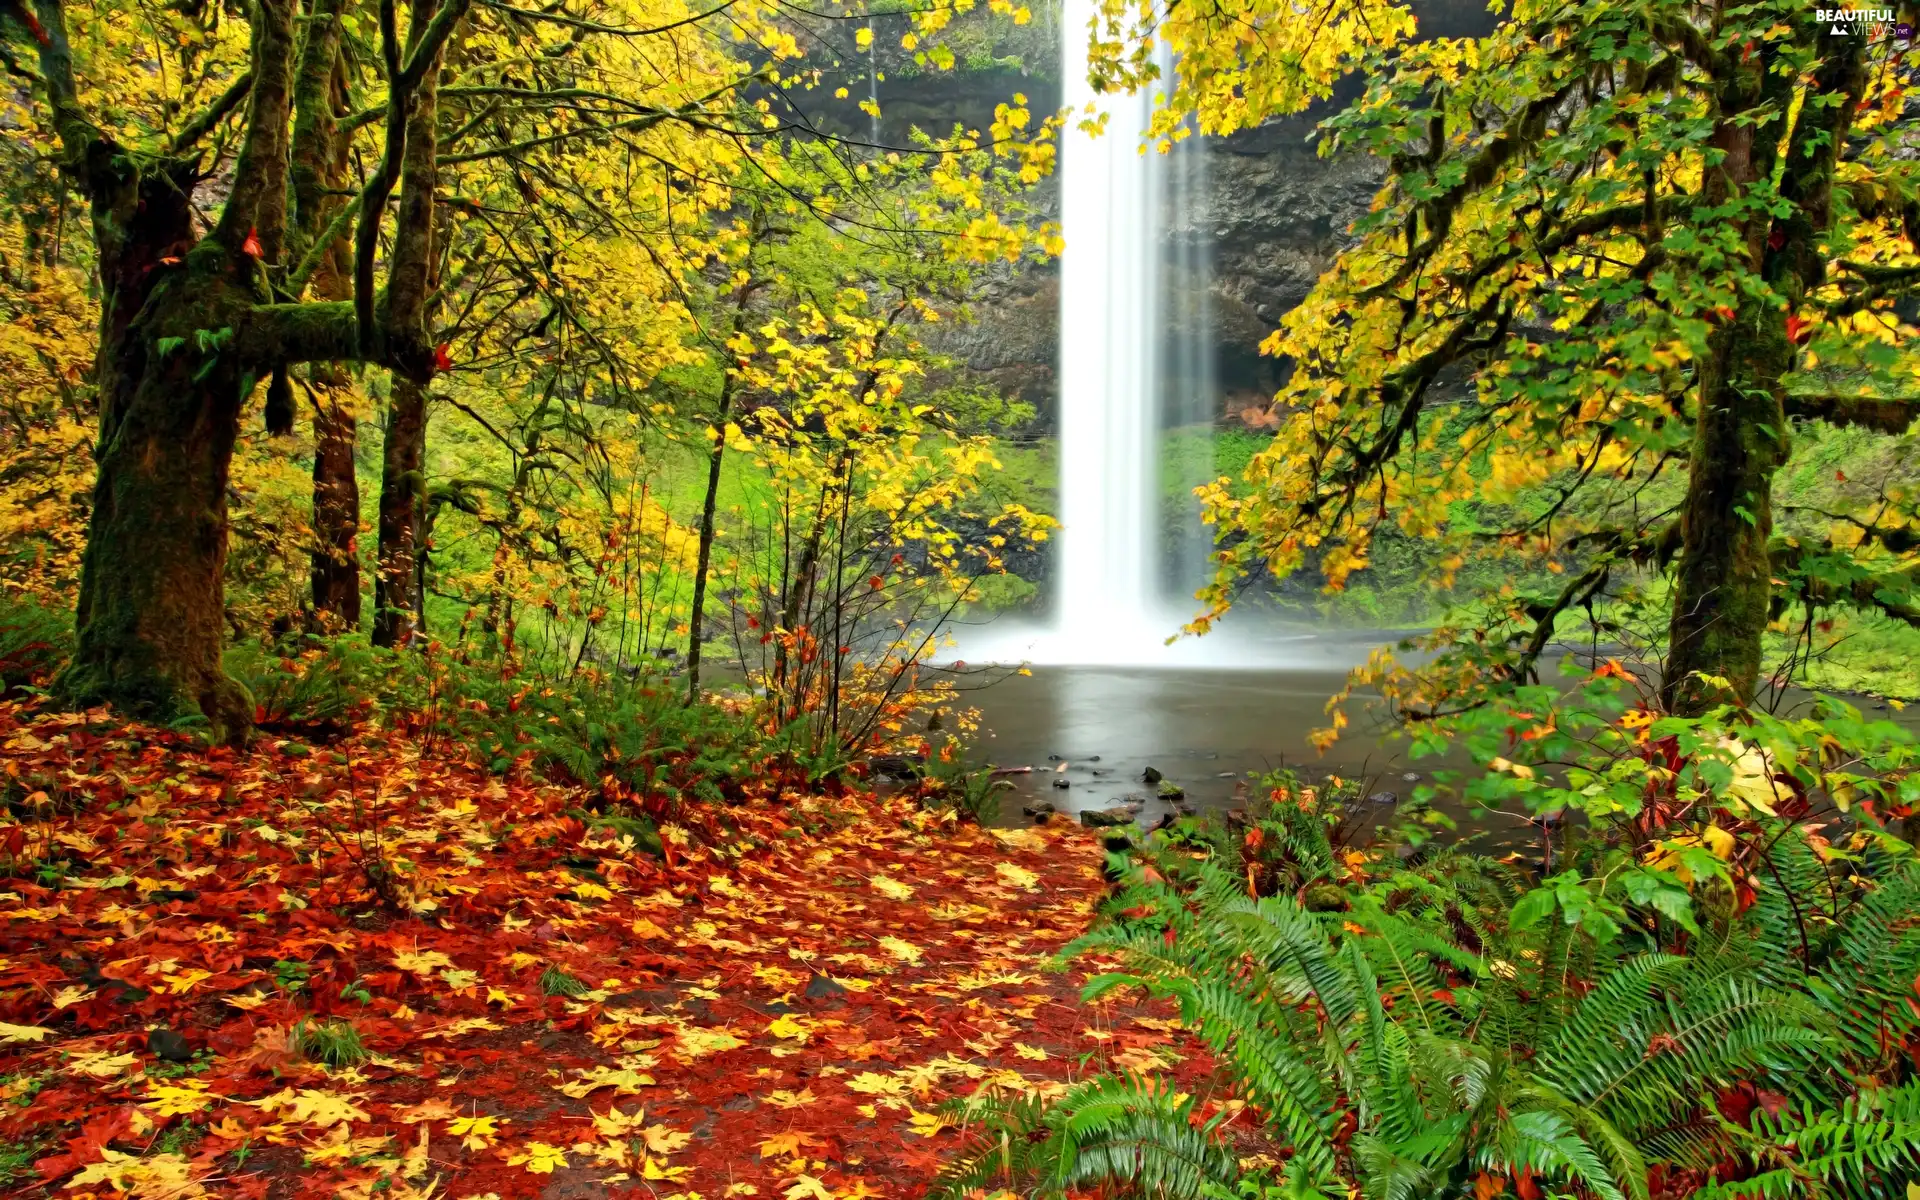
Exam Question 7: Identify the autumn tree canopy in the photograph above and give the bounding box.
[1101,0,1920,715]
[0,0,1050,739]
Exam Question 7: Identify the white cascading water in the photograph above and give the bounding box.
[1053,0,1165,659]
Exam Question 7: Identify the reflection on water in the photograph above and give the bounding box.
[960,639,1487,836]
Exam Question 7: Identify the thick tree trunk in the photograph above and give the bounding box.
[309,399,362,628]
[65,258,259,738]
[373,377,428,647]
[1662,308,1790,715]
[1662,33,1863,716]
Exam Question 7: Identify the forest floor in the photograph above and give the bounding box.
[0,700,1235,1200]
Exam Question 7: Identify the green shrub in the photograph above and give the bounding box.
[539,965,589,998]
[296,1018,367,1068]
[938,823,1920,1199]
[0,594,70,693]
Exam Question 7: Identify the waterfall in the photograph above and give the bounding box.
[1054,0,1165,657]
[1052,3,1216,660]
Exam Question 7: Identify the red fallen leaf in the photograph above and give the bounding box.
[868,575,884,590]
[1432,988,1456,1004]
[1767,225,1786,251]
[433,342,454,371]
[746,615,760,629]
[1712,305,1736,324]
[4,826,24,858]
[1515,1169,1543,1200]
[1474,1172,1508,1200]
[1835,469,1847,482]
[1786,314,1813,345]
[240,226,263,258]
[23,10,49,44]
[1734,878,1758,913]
[1162,926,1177,947]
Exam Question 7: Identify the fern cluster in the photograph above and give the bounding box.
[938,824,1920,1200]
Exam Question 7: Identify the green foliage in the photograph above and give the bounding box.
[539,966,589,998]
[916,750,1011,823]
[296,1018,367,1068]
[941,797,1920,1200]
[0,594,68,694]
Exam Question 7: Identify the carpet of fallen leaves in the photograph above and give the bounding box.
[0,702,1232,1200]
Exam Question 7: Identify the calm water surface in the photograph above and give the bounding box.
[957,629,1494,836]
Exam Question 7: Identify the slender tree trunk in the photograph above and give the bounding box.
[292,0,362,630]
[371,0,453,647]
[684,417,730,702]
[684,281,758,701]
[309,400,362,627]
[373,377,428,646]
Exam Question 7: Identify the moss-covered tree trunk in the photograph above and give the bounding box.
[65,226,261,737]
[310,402,362,627]
[1662,310,1790,714]
[54,0,304,738]
[373,377,428,647]
[370,0,451,648]
[17,0,461,736]
[291,0,361,631]
[1662,32,1863,716]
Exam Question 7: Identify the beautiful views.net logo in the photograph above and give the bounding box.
[1814,8,1914,37]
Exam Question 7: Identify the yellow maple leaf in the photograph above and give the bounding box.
[142,1080,214,1117]
[306,1125,392,1164]
[763,1087,816,1109]
[1012,1042,1048,1061]
[572,882,614,901]
[393,949,454,974]
[784,1175,833,1200]
[869,875,913,901]
[280,1088,372,1128]
[67,1149,205,1199]
[644,1123,692,1154]
[673,1026,745,1058]
[758,1129,825,1159]
[395,1098,459,1123]
[507,1141,569,1174]
[630,916,670,939]
[877,936,922,965]
[845,1071,907,1097]
[904,1109,951,1138]
[448,1114,505,1151]
[558,1065,654,1098]
[994,862,1039,891]
[767,1014,813,1042]
[0,1022,50,1043]
[67,1050,139,1078]
[640,1154,689,1181]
